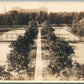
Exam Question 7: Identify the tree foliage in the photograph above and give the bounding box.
[0,10,79,26]
[41,22,74,74]
[7,20,38,72]
[71,13,84,36]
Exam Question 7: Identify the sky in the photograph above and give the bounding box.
[0,1,84,13]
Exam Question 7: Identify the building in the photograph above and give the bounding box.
[11,6,48,13]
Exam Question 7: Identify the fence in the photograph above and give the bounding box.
[0,28,26,42]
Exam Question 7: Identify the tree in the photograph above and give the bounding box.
[71,13,79,34]
[48,13,56,24]
[41,22,74,74]
[7,20,38,72]
[37,11,48,23]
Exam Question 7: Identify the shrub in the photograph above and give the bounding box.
[0,66,11,80]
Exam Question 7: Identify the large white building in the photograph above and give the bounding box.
[11,6,48,13]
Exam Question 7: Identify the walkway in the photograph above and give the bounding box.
[34,27,42,81]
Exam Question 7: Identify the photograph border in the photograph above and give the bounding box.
[0,0,84,83]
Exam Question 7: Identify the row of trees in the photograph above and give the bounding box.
[7,20,38,72]
[0,10,83,26]
[41,22,84,79]
[41,22,74,73]
[71,13,84,36]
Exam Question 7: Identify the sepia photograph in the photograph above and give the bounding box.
[0,0,84,82]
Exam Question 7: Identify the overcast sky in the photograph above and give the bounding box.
[0,1,84,13]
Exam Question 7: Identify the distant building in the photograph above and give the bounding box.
[11,6,48,13]
[11,7,24,12]
[37,7,48,12]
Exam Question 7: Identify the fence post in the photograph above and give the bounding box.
[6,34,8,41]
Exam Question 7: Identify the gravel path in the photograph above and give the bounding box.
[34,27,42,81]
